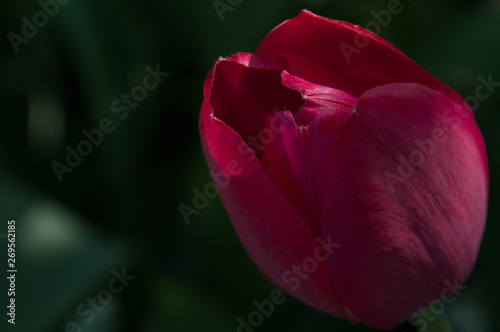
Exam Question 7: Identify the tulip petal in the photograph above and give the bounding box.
[203,52,256,100]
[260,72,354,235]
[254,10,463,105]
[321,83,488,328]
[200,62,353,321]
[280,71,357,126]
[208,57,303,148]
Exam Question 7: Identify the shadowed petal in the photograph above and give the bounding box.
[200,78,352,321]
[208,56,303,147]
[260,73,354,236]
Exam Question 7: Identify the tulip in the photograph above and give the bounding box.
[199,9,488,329]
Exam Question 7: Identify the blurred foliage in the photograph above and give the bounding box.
[0,0,498,331]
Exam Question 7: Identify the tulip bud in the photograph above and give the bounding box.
[199,10,488,329]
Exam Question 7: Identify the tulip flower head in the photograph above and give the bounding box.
[199,10,488,329]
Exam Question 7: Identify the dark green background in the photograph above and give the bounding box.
[0,0,498,331]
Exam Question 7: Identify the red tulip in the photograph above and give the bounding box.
[199,9,488,329]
